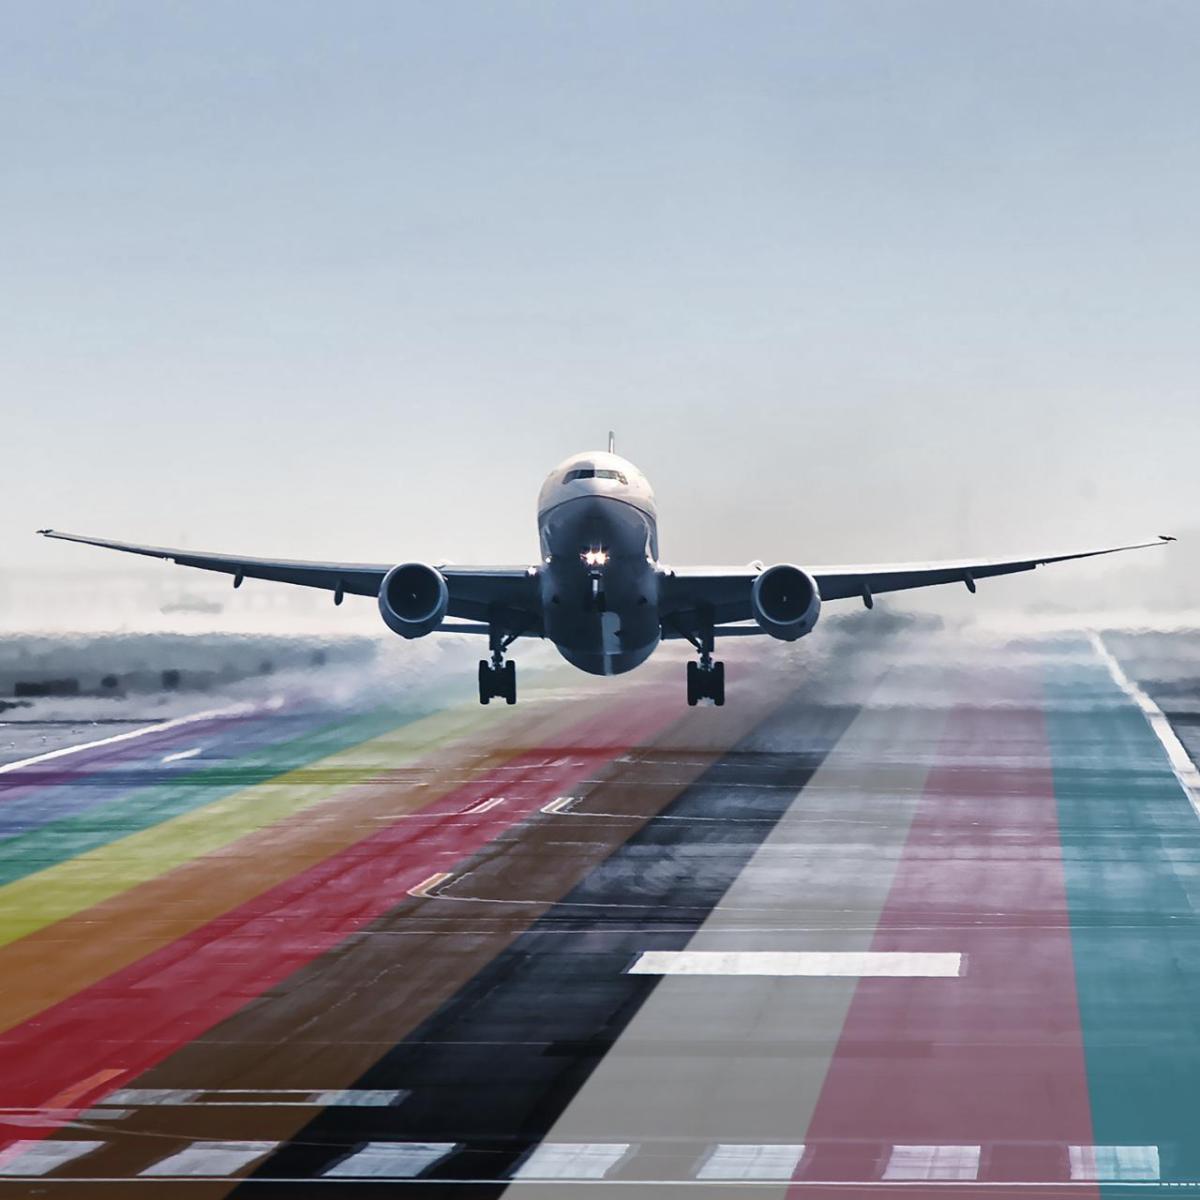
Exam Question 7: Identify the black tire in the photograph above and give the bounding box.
[504,660,517,705]
[478,660,492,706]
[712,661,725,707]
[686,661,699,706]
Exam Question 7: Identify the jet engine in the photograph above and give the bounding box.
[751,564,821,640]
[378,563,449,638]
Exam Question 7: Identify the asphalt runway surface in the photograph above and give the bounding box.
[2,628,1200,1198]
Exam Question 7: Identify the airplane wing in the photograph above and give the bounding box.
[36,530,541,631]
[660,537,1174,636]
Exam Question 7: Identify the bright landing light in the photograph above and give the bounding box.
[582,548,609,566]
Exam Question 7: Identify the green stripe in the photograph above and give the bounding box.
[1045,646,1200,1190]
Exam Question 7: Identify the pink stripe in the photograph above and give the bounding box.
[795,696,1096,1192]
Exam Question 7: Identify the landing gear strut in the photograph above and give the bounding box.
[479,623,518,705]
[682,621,724,707]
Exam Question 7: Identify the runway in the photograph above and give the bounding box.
[2,628,1200,1197]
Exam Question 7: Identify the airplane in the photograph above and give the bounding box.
[38,435,1171,707]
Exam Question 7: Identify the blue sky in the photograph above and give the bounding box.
[4,1,1197,574]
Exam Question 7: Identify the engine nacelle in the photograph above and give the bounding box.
[378,562,449,639]
[751,563,821,641]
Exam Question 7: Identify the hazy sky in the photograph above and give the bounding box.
[4,1,1198,576]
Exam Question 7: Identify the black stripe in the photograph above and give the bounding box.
[232,693,857,1195]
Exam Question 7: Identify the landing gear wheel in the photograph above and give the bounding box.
[686,660,725,706]
[479,658,518,705]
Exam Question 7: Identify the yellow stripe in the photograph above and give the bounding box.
[0,700,512,946]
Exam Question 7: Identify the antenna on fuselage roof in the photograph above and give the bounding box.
[608,430,616,454]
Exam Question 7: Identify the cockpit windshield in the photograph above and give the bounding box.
[564,468,627,484]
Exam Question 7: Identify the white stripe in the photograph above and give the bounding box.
[1090,632,1200,818]
[101,1087,403,1108]
[161,747,202,763]
[541,796,578,814]
[106,1088,201,1105]
[628,951,962,977]
[465,797,505,813]
[324,1142,456,1178]
[1070,1145,1160,1182]
[0,703,253,775]
[139,1141,277,1177]
[884,1145,981,1181]
[697,1144,806,1180]
[408,872,452,898]
[310,1089,405,1107]
[0,1140,103,1176]
[513,1143,631,1180]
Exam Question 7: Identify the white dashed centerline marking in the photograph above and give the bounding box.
[697,1144,806,1181]
[139,1141,277,1177]
[324,1142,457,1179]
[512,1143,631,1180]
[628,951,963,978]
[884,1145,981,1181]
[1070,1145,1161,1182]
[161,747,202,764]
[0,1140,103,1176]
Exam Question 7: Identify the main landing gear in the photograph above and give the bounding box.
[682,621,724,707]
[479,623,518,705]
[479,658,516,705]
[687,657,725,706]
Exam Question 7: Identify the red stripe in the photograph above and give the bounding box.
[0,692,677,1143]
[794,694,1096,1193]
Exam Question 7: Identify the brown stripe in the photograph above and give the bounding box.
[53,682,793,1186]
[0,687,622,1039]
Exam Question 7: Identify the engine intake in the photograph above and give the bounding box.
[378,563,449,639]
[751,564,821,641]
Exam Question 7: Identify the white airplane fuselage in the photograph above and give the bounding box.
[536,451,661,676]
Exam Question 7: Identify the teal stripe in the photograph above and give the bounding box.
[1045,644,1200,1190]
[0,703,433,887]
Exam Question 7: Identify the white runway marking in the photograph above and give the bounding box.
[1090,632,1200,818]
[465,796,505,814]
[0,702,254,775]
[100,1087,403,1108]
[513,1143,631,1180]
[541,796,578,814]
[628,950,963,977]
[161,747,202,763]
[408,872,453,898]
[884,1145,981,1181]
[696,1144,806,1180]
[1070,1145,1161,1182]
[105,1088,201,1105]
[139,1141,277,1177]
[324,1142,456,1178]
[0,1140,103,1176]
